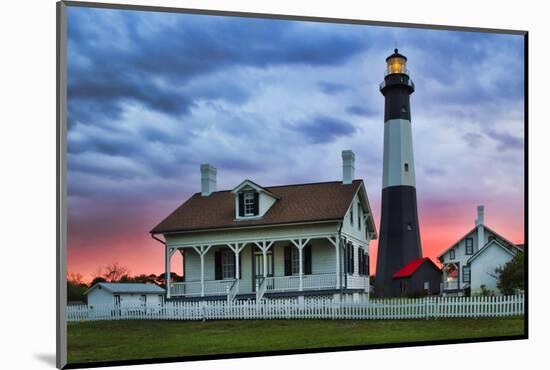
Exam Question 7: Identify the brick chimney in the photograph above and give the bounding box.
[475,205,485,251]
[342,150,355,184]
[200,164,217,196]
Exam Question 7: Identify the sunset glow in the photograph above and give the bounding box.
[66,8,524,283]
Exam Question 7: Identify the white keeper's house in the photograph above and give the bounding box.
[150,150,377,302]
[438,205,524,296]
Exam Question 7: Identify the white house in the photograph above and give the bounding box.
[85,283,165,309]
[150,150,377,302]
[437,206,524,296]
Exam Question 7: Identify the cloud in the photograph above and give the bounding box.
[67,7,369,126]
[317,81,352,95]
[462,132,484,148]
[288,115,357,144]
[65,7,525,279]
[424,167,446,177]
[346,105,377,117]
[486,130,524,151]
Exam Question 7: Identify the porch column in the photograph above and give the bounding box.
[327,235,340,289]
[192,245,212,297]
[291,238,309,292]
[165,246,171,299]
[298,247,303,291]
[254,241,274,286]
[179,249,185,280]
[200,254,205,296]
[335,243,340,289]
[227,242,246,281]
[235,250,240,280]
[262,243,268,279]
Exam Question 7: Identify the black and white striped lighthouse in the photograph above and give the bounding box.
[375,49,422,297]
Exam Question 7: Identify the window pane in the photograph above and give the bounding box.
[291,248,300,274]
[357,204,361,230]
[244,192,255,216]
[222,250,235,279]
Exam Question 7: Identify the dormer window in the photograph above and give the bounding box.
[238,190,259,217]
[244,192,256,216]
[232,179,279,220]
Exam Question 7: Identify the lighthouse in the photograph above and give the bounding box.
[375,49,423,297]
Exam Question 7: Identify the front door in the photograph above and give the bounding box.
[252,248,273,291]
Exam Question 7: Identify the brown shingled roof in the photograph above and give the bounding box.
[151,180,363,234]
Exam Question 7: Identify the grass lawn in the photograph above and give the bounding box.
[68,317,525,364]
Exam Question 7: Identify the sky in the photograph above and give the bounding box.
[66,6,525,282]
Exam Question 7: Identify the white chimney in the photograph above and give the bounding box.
[200,164,217,196]
[342,150,355,184]
[476,205,485,251]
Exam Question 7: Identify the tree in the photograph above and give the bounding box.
[495,252,525,295]
[66,271,88,303]
[90,276,107,286]
[67,272,85,285]
[95,262,130,282]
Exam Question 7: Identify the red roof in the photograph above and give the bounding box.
[392,257,440,279]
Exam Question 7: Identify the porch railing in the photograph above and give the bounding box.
[256,277,268,301]
[171,274,340,298]
[227,279,240,302]
[263,273,337,293]
[171,279,235,297]
[444,281,459,290]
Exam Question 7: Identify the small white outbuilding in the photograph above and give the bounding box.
[84,283,165,309]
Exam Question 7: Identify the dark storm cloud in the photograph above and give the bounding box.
[317,81,352,95]
[346,105,377,117]
[424,167,446,177]
[486,130,524,151]
[65,6,525,211]
[67,7,368,125]
[462,132,484,148]
[290,116,357,144]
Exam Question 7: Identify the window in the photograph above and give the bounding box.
[424,281,429,290]
[291,247,300,275]
[462,266,471,283]
[255,249,273,276]
[244,192,255,216]
[465,238,474,255]
[285,246,310,276]
[222,250,235,279]
[114,295,120,307]
[407,222,412,231]
[404,163,409,172]
[357,203,361,230]
[358,249,369,276]
[347,242,354,274]
[350,205,354,226]
[449,249,455,260]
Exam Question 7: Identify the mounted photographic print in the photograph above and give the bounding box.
[56,1,527,368]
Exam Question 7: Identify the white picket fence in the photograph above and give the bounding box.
[67,295,524,323]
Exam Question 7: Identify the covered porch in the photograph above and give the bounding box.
[441,262,462,292]
[164,232,369,301]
